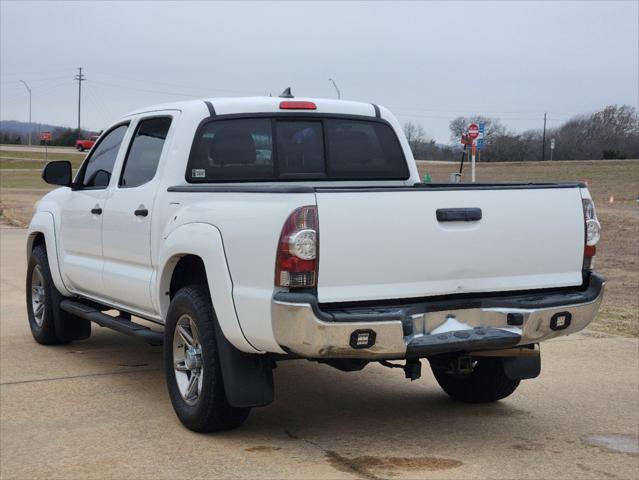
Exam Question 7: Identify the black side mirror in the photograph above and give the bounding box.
[42,161,72,187]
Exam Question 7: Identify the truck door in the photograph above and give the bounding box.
[101,115,174,314]
[59,123,130,297]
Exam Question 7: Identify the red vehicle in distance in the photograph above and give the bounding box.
[75,135,99,152]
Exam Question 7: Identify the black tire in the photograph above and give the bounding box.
[164,285,250,432]
[26,245,91,344]
[77,145,84,152]
[430,357,520,403]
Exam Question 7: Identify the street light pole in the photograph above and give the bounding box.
[19,80,32,146]
[328,78,341,99]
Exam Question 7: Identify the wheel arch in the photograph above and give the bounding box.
[27,211,72,297]
[157,222,260,354]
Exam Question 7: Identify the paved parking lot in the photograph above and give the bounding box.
[1,226,637,479]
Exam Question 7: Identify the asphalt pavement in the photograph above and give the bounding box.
[1,227,637,479]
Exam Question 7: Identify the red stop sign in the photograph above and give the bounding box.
[468,123,479,139]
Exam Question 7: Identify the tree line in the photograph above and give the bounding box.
[404,104,639,161]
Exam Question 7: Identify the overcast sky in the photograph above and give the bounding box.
[1,0,637,143]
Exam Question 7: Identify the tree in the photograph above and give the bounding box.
[403,122,426,152]
[402,122,440,160]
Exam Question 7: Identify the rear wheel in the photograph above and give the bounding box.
[26,245,91,344]
[164,285,250,432]
[430,357,520,403]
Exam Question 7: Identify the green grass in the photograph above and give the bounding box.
[0,157,85,170]
[1,170,53,189]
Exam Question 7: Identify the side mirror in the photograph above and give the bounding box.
[42,161,72,187]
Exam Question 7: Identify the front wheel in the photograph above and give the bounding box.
[164,285,250,432]
[430,357,520,403]
[26,245,91,344]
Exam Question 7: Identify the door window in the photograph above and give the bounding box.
[78,124,128,188]
[120,117,172,188]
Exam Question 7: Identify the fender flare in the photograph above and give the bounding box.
[27,211,72,297]
[157,222,260,354]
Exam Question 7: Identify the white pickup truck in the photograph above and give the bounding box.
[27,94,605,432]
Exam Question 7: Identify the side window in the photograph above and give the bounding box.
[120,117,172,188]
[79,124,128,188]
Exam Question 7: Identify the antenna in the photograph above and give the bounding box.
[328,78,341,99]
[279,87,294,98]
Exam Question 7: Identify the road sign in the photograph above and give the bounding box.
[468,123,479,139]
[39,131,52,142]
[476,138,484,150]
[478,122,485,139]
[550,139,555,150]
[461,134,473,145]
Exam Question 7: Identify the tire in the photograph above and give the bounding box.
[77,145,84,152]
[26,245,91,344]
[164,285,250,432]
[430,357,520,403]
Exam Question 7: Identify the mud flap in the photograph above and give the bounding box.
[503,355,541,380]
[212,318,274,408]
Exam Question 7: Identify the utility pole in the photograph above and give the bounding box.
[19,80,32,145]
[74,67,86,139]
[328,78,341,99]
[541,112,547,161]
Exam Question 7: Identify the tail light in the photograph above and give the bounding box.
[275,206,318,288]
[582,198,600,270]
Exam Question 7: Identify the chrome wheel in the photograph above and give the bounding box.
[30,265,46,327]
[173,314,203,406]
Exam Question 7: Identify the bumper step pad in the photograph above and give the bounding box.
[406,327,521,357]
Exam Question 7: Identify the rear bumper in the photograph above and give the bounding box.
[271,273,606,359]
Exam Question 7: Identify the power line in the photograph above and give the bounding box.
[87,79,203,98]
[90,70,257,96]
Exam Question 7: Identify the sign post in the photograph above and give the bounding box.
[467,123,480,182]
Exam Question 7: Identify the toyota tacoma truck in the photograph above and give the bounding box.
[27,93,605,432]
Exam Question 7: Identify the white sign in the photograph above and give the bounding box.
[550,139,555,150]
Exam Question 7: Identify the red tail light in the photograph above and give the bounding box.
[582,198,600,271]
[279,101,317,110]
[275,206,318,288]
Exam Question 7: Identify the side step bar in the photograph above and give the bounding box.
[60,300,163,346]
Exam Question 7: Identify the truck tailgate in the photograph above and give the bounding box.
[315,186,585,303]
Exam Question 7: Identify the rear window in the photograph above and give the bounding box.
[186,117,408,182]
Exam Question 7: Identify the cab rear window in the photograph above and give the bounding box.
[186,117,408,182]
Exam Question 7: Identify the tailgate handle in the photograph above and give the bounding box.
[436,208,482,222]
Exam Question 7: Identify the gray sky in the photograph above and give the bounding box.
[1,0,637,143]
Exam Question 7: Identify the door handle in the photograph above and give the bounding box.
[134,208,149,217]
[436,208,482,222]
[90,207,102,215]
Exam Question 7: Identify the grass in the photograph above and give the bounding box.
[0,148,86,171]
[0,149,85,162]
[1,159,637,337]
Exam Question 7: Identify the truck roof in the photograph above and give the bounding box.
[121,96,383,120]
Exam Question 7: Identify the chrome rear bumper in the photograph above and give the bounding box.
[271,273,606,359]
